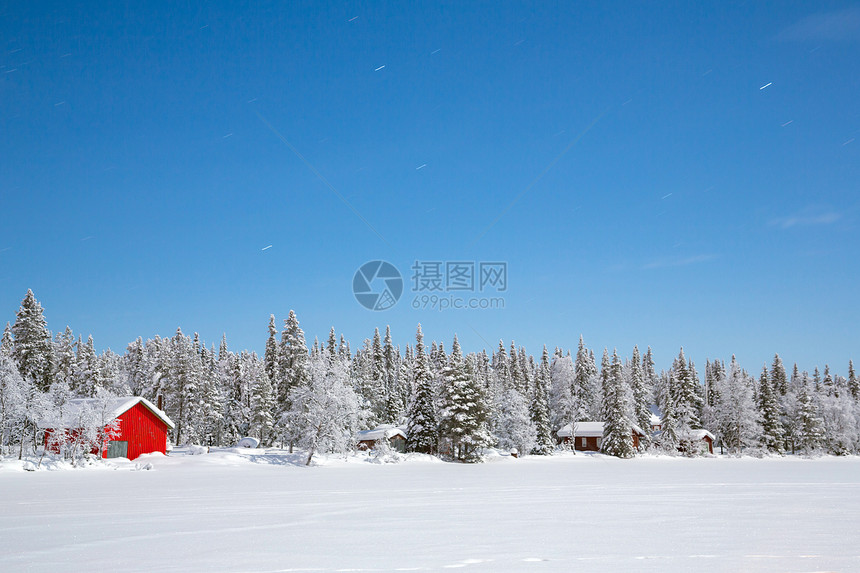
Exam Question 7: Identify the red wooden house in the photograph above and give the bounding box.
[42,397,175,460]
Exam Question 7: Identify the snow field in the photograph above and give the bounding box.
[1,451,859,572]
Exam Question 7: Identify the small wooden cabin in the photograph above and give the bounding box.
[42,397,175,460]
[556,421,647,452]
[357,425,407,453]
[681,429,715,455]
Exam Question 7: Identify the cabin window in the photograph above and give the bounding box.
[579,437,586,448]
[106,440,128,458]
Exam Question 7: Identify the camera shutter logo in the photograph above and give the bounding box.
[353,261,403,311]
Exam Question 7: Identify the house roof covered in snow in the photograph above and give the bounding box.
[38,396,175,429]
[357,425,406,441]
[556,421,647,438]
[683,428,716,441]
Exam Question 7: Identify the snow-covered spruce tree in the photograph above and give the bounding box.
[848,360,859,401]
[277,311,309,446]
[286,353,362,465]
[492,340,511,391]
[716,357,761,455]
[278,310,309,408]
[771,354,788,396]
[367,327,387,424]
[381,325,402,423]
[530,346,554,455]
[601,349,634,458]
[326,327,338,362]
[52,326,76,394]
[758,365,784,454]
[438,336,492,461]
[72,335,100,397]
[795,378,824,455]
[250,355,276,446]
[218,342,247,446]
[387,343,411,425]
[11,289,54,392]
[406,325,438,454]
[99,348,130,396]
[1,323,13,357]
[264,315,280,387]
[629,346,651,449]
[574,336,600,421]
[701,359,724,438]
[198,344,224,446]
[658,372,679,452]
[671,348,703,433]
[164,328,205,445]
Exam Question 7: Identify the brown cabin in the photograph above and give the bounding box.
[356,425,407,453]
[556,421,647,452]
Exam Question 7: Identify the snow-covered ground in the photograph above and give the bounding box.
[2,450,859,572]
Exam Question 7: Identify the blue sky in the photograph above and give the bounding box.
[1,1,858,374]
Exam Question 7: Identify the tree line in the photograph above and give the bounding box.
[1,289,858,464]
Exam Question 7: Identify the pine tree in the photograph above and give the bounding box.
[278,310,309,425]
[770,354,788,396]
[167,328,204,445]
[198,344,224,446]
[250,356,276,445]
[381,326,401,423]
[758,365,784,453]
[264,315,279,385]
[439,336,491,461]
[493,340,511,390]
[629,345,651,448]
[848,360,859,401]
[366,327,386,422]
[52,326,76,392]
[406,325,438,454]
[796,379,824,454]
[672,348,703,434]
[601,349,635,458]
[11,289,54,391]
[326,327,338,362]
[530,345,554,455]
[574,336,599,420]
[1,323,13,357]
[717,357,762,455]
[822,365,835,396]
[72,335,100,397]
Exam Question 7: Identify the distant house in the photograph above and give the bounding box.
[42,397,175,460]
[680,429,715,455]
[556,421,648,452]
[357,425,407,453]
[649,404,663,431]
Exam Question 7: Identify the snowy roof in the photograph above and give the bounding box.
[683,429,715,441]
[357,425,407,441]
[649,413,662,425]
[38,396,175,430]
[556,421,647,438]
